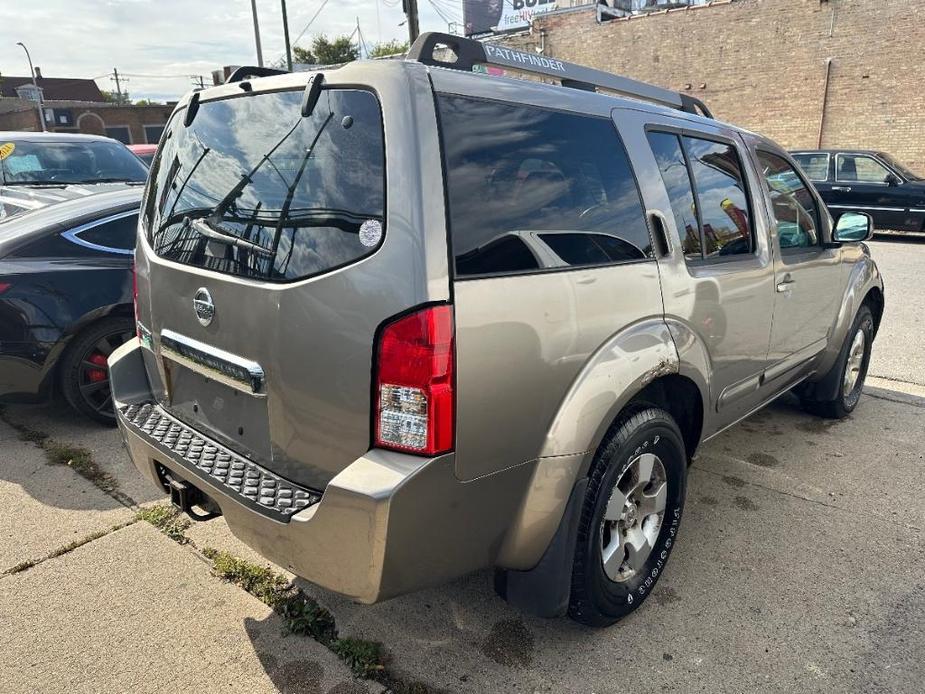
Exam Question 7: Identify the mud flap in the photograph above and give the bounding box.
[495,477,588,618]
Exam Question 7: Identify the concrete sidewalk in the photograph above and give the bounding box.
[0,419,373,694]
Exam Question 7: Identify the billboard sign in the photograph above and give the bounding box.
[463,0,560,37]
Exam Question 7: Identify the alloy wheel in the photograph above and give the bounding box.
[842,327,866,398]
[76,329,133,419]
[600,452,667,582]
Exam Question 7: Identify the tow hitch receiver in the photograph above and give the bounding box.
[168,478,220,521]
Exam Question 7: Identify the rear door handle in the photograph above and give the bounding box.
[832,186,852,192]
[647,210,672,257]
[776,275,795,293]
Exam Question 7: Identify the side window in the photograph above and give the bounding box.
[757,152,820,250]
[647,131,754,261]
[836,154,891,184]
[437,95,653,278]
[792,153,829,182]
[646,132,701,259]
[68,214,138,254]
[683,136,753,259]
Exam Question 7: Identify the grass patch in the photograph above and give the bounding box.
[200,548,405,685]
[202,548,292,609]
[331,638,385,679]
[137,504,191,544]
[0,408,135,507]
[278,593,337,643]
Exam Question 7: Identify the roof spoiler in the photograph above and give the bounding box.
[407,32,713,119]
[225,66,288,84]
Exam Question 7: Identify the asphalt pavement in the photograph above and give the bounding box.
[1,236,923,693]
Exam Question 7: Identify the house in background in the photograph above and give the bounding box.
[0,67,172,145]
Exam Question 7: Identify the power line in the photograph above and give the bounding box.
[291,0,332,47]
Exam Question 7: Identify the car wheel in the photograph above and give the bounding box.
[568,407,687,627]
[803,305,874,420]
[60,317,134,425]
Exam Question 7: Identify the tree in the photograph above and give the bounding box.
[369,39,409,58]
[293,45,316,65]
[311,34,359,65]
[100,89,130,105]
[134,99,158,106]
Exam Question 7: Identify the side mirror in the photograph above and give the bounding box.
[885,173,901,186]
[833,211,873,243]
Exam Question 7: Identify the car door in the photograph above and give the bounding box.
[754,147,841,382]
[830,153,908,230]
[617,108,777,431]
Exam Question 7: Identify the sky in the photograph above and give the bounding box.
[0,0,463,103]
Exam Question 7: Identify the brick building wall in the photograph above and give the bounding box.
[502,0,925,171]
[0,99,173,144]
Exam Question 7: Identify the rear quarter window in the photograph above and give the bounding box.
[147,88,384,282]
[436,95,652,278]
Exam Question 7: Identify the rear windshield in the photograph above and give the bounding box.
[0,139,148,185]
[146,88,384,282]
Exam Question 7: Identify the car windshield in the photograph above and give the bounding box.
[877,153,923,181]
[0,139,148,185]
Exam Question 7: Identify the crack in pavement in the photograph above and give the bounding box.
[0,519,139,578]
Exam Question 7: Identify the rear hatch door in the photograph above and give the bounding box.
[138,83,407,491]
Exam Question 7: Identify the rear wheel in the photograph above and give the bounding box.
[802,305,874,419]
[568,408,687,627]
[59,317,134,425]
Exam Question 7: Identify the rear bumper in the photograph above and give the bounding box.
[110,338,534,603]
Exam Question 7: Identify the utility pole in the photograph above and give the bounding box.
[250,0,264,67]
[111,67,126,105]
[281,0,293,72]
[15,42,45,132]
[403,0,420,44]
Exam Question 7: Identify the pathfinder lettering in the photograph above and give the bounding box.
[484,44,566,72]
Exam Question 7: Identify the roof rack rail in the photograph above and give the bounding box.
[407,32,713,119]
[225,66,288,83]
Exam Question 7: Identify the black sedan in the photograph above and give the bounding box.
[791,149,925,233]
[0,188,140,423]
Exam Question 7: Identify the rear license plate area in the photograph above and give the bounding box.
[164,362,271,464]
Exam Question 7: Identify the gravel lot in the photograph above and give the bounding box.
[1,236,922,694]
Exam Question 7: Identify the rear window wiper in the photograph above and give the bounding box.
[185,217,274,257]
[79,178,146,185]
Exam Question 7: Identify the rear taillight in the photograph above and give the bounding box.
[374,305,455,456]
[0,282,10,294]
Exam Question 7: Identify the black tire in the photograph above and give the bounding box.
[59,317,134,425]
[802,305,874,420]
[568,408,687,627]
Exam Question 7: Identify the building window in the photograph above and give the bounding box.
[105,126,132,144]
[144,125,165,144]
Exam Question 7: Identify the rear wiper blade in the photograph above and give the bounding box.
[79,178,146,185]
[186,217,273,257]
